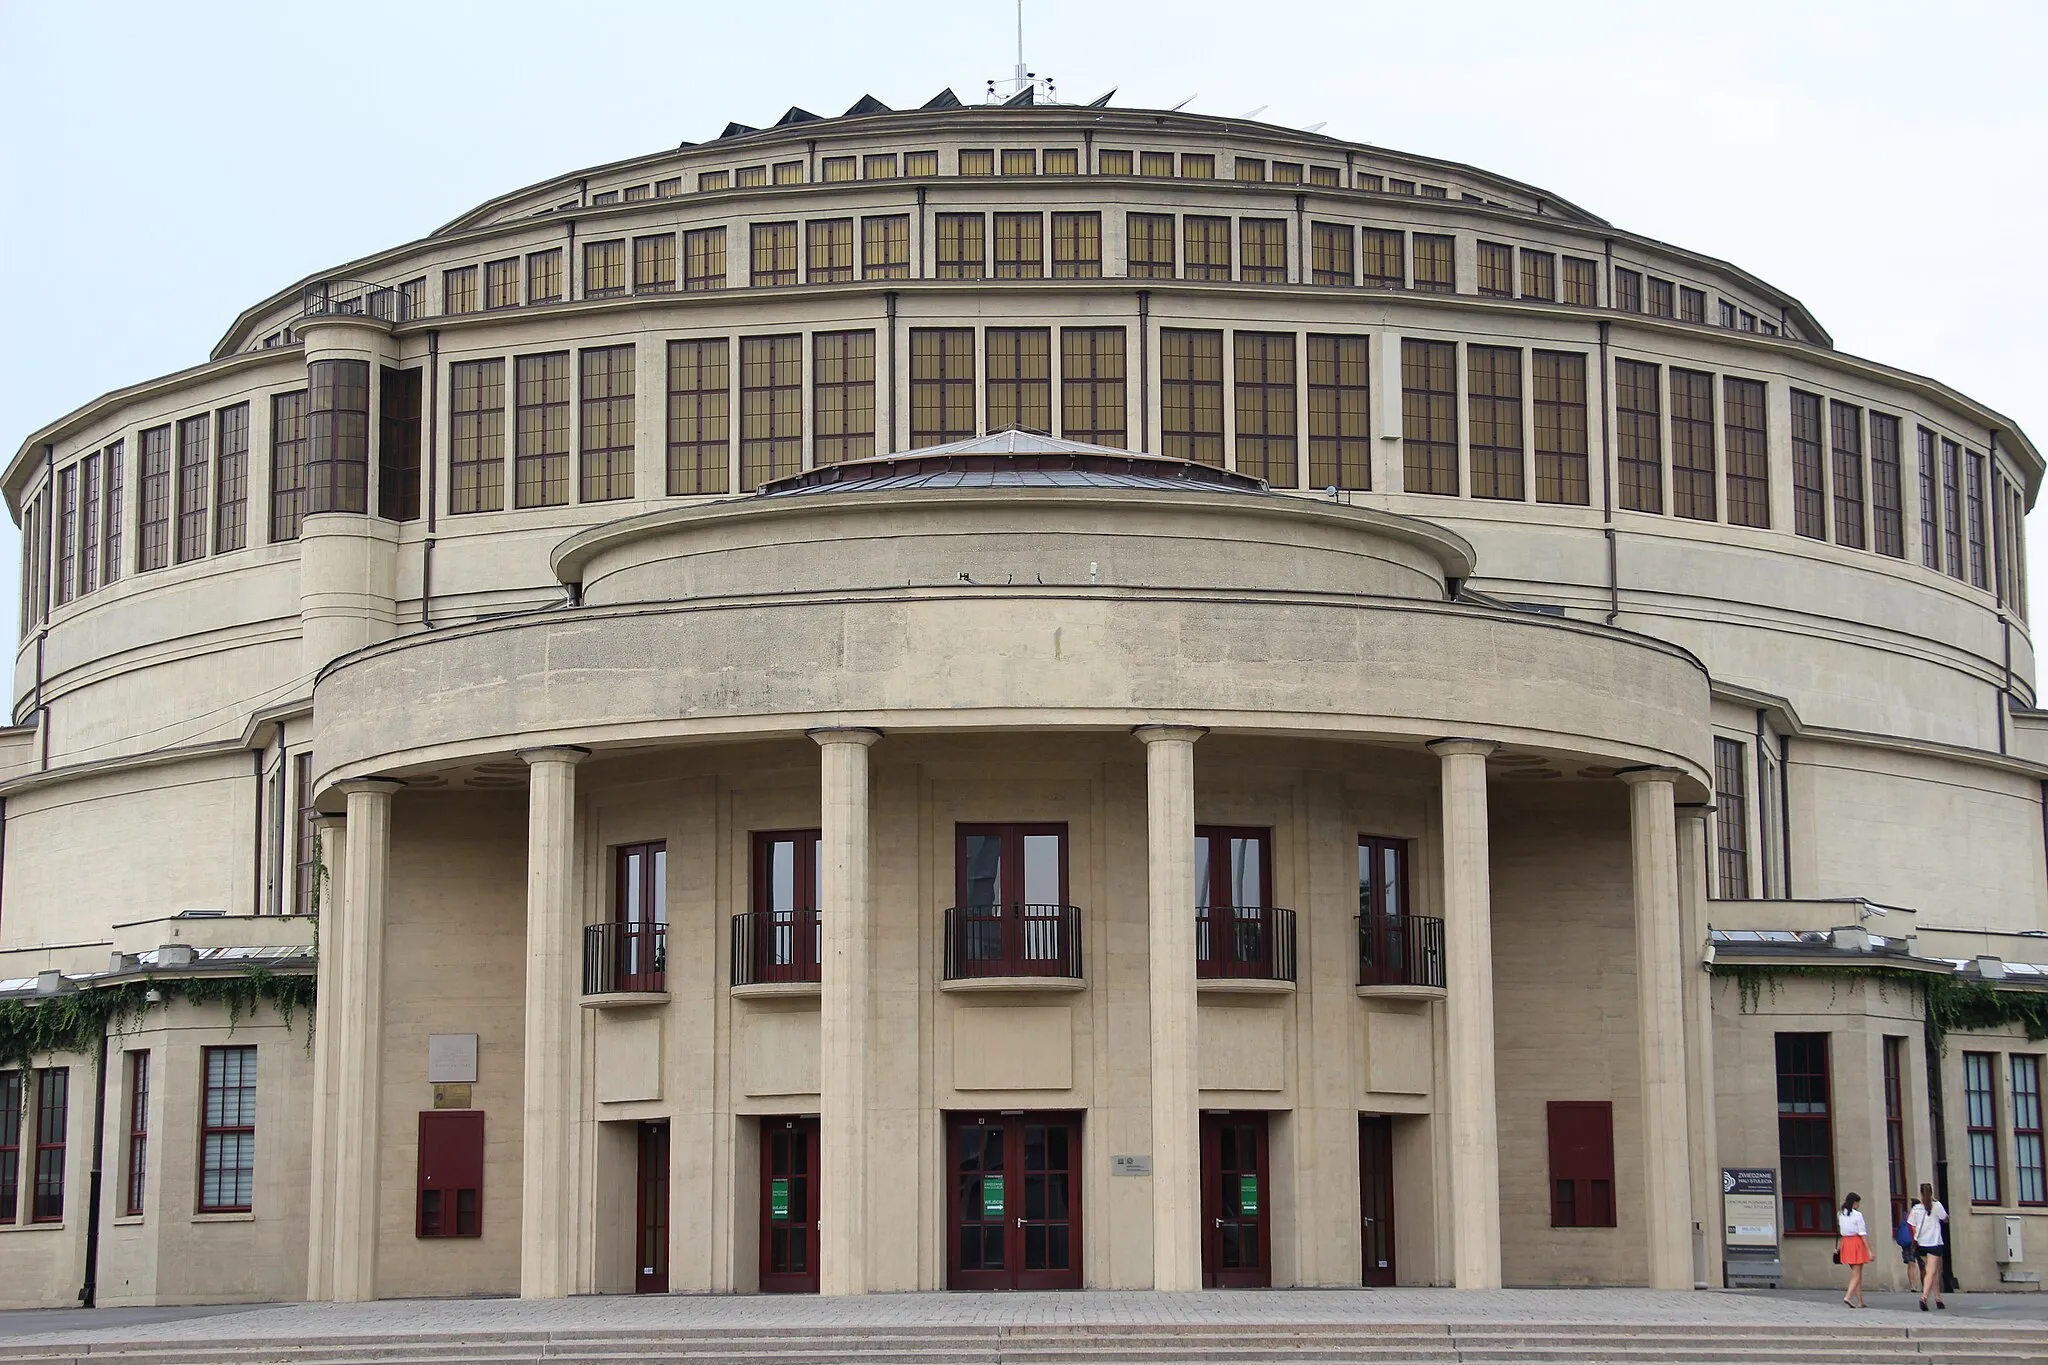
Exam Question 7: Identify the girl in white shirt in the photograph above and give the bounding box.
[1907,1183,1949,1310]
[1835,1192,1871,1307]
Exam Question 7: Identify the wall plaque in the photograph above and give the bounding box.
[1111,1154,1152,1177]
[432,1082,471,1109]
[427,1033,479,1084]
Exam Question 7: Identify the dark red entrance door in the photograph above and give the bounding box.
[760,1116,820,1292]
[1201,1111,1271,1287]
[1359,1115,1397,1286]
[947,1112,1083,1289]
[635,1120,669,1293]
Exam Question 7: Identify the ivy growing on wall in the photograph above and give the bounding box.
[1715,960,2048,1054]
[0,969,316,1071]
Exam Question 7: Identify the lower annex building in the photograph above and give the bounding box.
[1,87,2046,1306]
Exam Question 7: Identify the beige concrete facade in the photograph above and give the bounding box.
[2,97,2047,1308]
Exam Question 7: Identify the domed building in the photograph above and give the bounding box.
[1,88,2044,1307]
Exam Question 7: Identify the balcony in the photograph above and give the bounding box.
[1357,913,1445,993]
[582,921,667,1004]
[731,909,822,994]
[1196,906,1296,987]
[943,904,1083,988]
[301,279,412,323]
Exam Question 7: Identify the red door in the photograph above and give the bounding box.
[1201,1111,1271,1287]
[635,1121,669,1293]
[760,1116,820,1292]
[1359,1115,1396,1286]
[947,1112,1083,1289]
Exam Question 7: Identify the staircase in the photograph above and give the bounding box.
[1,1320,2042,1365]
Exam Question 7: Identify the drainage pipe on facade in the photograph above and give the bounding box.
[1598,320,1618,623]
[76,1016,110,1308]
[422,330,440,629]
[1778,734,1793,897]
[1137,290,1151,450]
[250,747,265,914]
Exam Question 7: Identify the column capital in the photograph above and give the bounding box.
[518,746,589,767]
[335,777,404,798]
[1676,801,1716,822]
[808,726,883,749]
[1427,737,1498,759]
[1617,765,1686,787]
[1132,724,1208,746]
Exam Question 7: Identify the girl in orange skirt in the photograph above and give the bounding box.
[1837,1192,1873,1306]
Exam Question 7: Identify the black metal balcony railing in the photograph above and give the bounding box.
[583,921,666,995]
[944,903,1082,981]
[1357,913,1446,989]
[1196,906,1297,981]
[731,909,822,987]
[302,279,415,322]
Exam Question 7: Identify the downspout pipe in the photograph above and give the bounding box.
[1599,321,1618,623]
[77,1017,111,1308]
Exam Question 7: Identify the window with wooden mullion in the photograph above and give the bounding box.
[1532,351,1588,506]
[1776,1033,1835,1235]
[749,223,797,288]
[450,360,506,514]
[1195,826,1275,978]
[1310,222,1353,286]
[1127,213,1175,279]
[514,352,572,508]
[739,334,802,490]
[1724,378,1770,529]
[1361,229,1404,288]
[215,403,250,551]
[31,1067,67,1222]
[124,1051,149,1217]
[307,359,369,516]
[1965,1051,2001,1204]
[1941,438,1965,579]
[0,1070,20,1223]
[1307,334,1369,491]
[2015,1055,2045,1206]
[1401,339,1457,495]
[138,424,173,570]
[1712,737,1749,898]
[1059,329,1125,447]
[812,330,875,466]
[1870,413,1904,558]
[1670,369,1715,521]
[994,213,1044,279]
[1051,213,1101,278]
[198,1047,255,1213]
[578,347,635,503]
[935,214,985,280]
[53,464,76,606]
[1162,329,1223,466]
[750,830,822,982]
[667,339,730,494]
[805,219,853,284]
[1884,1037,1910,1228]
[910,328,975,448]
[1183,216,1230,281]
[861,216,910,280]
[77,453,101,597]
[986,329,1051,436]
[1966,451,1988,589]
[1232,332,1297,487]
[1238,219,1287,283]
[1790,390,1827,540]
[1466,345,1523,500]
[1830,400,1866,549]
[612,842,667,991]
[1614,360,1663,514]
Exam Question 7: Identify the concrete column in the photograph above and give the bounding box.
[518,746,587,1300]
[1134,724,1205,1291]
[812,727,881,1296]
[1676,802,1720,1289]
[329,779,400,1302]
[1427,737,1502,1289]
[306,812,347,1302]
[1622,767,1694,1290]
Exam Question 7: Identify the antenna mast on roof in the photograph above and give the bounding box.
[985,0,1061,105]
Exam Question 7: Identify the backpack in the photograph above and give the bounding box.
[1896,1212,1916,1248]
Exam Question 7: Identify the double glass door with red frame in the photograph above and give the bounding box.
[947,1112,1083,1289]
[953,824,1071,978]
[1201,1111,1271,1287]
[635,1120,669,1294]
[742,831,822,985]
[1359,1115,1397,1286]
[759,1116,819,1292]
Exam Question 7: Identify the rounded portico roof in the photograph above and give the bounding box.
[755,430,1272,498]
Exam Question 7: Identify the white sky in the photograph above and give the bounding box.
[2,0,2043,670]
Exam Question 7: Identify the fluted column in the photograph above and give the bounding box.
[1428,737,1502,1289]
[306,812,347,1302]
[329,779,400,1302]
[1135,724,1205,1291]
[1677,802,1719,1289]
[813,727,881,1296]
[519,746,587,1299]
[1622,767,1694,1290]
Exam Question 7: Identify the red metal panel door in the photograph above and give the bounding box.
[759,1115,820,1292]
[1359,1115,1397,1286]
[1201,1111,1271,1287]
[635,1120,669,1293]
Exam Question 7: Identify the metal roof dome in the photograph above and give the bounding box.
[754,430,1272,499]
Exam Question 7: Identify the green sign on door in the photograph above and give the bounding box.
[1238,1174,1259,1215]
[770,1177,790,1221]
[983,1175,1005,1219]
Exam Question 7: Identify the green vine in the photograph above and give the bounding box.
[0,970,316,1071]
[1715,961,2048,1056]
